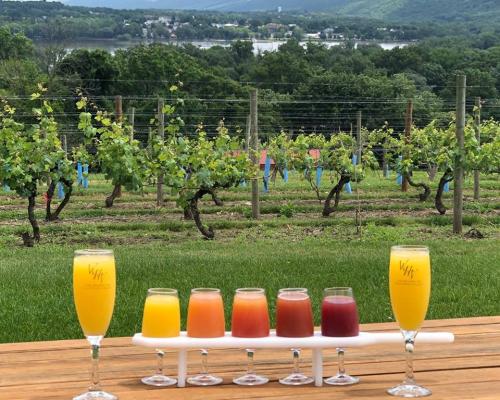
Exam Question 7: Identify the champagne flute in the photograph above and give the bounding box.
[186,288,225,386]
[321,287,360,385]
[231,288,270,386]
[141,288,180,387]
[73,249,117,400]
[276,288,314,385]
[387,245,432,397]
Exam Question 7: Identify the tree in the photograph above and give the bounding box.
[432,118,499,214]
[266,131,293,183]
[372,123,432,202]
[0,59,42,96]
[36,43,67,78]
[319,132,377,217]
[289,133,328,203]
[169,122,253,239]
[0,27,33,60]
[287,131,377,215]
[0,92,74,245]
[476,119,500,175]
[56,49,118,96]
[76,98,150,208]
[230,40,254,63]
[373,117,499,215]
[398,125,432,202]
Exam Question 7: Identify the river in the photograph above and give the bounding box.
[36,39,409,55]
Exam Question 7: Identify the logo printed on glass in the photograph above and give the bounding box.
[397,259,421,285]
[88,264,105,285]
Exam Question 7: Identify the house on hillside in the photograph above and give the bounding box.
[265,23,285,34]
[305,32,321,40]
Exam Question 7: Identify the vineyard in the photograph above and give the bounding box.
[0,169,499,341]
[1,7,500,398]
[1,170,498,245]
[0,84,499,244]
[0,83,499,342]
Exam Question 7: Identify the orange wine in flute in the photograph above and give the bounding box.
[388,245,431,398]
[186,288,225,386]
[73,249,117,400]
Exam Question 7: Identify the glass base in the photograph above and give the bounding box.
[73,390,118,400]
[233,373,269,386]
[141,374,177,387]
[187,374,223,386]
[324,373,360,386]
[387,383,432,397]
[279,373,314,386]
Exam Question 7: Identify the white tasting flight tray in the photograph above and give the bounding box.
[132,331,454,388]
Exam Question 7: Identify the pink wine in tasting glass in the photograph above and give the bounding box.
[321,294,359,337]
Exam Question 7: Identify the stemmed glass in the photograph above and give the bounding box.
[276,288,314,385]
[231,288,270,386]
[186,288,225,386]
[73,249,117,400]
[321,287,360,385]
[141,288,180,387]
[388,245,432,397]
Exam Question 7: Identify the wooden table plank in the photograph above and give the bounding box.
[0,317,498,400]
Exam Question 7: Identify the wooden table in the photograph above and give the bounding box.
[0,317,498,400]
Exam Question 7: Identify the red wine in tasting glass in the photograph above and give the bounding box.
[276,290,314,337]
[321,295,359,337]
[276,288,315,386]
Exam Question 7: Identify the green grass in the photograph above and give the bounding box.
[0,236,498,344]
[0,170,498,343]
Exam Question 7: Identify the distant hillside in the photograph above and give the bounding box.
[62,0,500,22]
[339,0,500,22]
[62,0,342,11]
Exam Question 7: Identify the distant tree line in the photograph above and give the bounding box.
[1,1,498,42]
[0,27,499,147]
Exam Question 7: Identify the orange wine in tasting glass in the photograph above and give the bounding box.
[186,288,225,386]
[140,288,180,387]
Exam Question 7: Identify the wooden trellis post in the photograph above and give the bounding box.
[157,99,165,207]
[473,97,481,200]
[250,89,259,219]
[114,96,123,198]
[356,111,362,164]
[453,75,466,234]
[129,107,135,142]
[402,99,413,192]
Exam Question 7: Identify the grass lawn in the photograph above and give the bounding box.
[0,235,498,343]
[0,171,498,343]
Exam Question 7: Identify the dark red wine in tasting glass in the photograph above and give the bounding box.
[321,294,359,337]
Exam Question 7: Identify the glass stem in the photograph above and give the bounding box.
[404,337,416,384]
[246,349,255,375]
[337,348,345,376]
[292,348,301,374]
[89,344,101,392]
[201,349,209,375]
[155,349,165,376]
